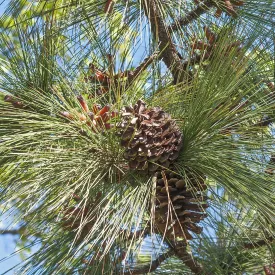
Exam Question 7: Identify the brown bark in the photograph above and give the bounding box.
[123,51,160,85]
[170,0,215,31]
[121,249,174,275]
[243,236,274,249]
[142,0,189,83]
[169,240,204,274]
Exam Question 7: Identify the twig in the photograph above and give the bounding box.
[169,240,204,274]
[125,51,160,83]
[253,116,273,128]
[243,236,274,249]
[143,0,188,83]
[0,229,23,235]
[0,226,41,238]
[120,249,174,275]
[170,0,214,31]
[119,227,151,240]
[86,52,159,94]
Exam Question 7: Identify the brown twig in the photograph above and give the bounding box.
[86,52,159,95]
[169,240,204,274]
[243,236,274,249]
[0,229,23,235]
[143,0,188,83]
[0,226,41,238]
[120,249,174,275]
[253,116,272,128]
[124,51,160,83]
[119,227,151,240]
[170,0,214,31]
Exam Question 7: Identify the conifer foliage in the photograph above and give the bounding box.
[0,0,274,274]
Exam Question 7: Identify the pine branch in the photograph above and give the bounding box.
[0,229,22,235]
[119,227,151,240]
[121,249,174,275]
[143,0,188,83]
[85,52,159,94]
[170,0,214,31]
[0,226,41,238]
[125,51,160,83]
[243,236,274,249]
[169,241,204,274]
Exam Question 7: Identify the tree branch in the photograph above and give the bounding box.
[128,52,159,78]
[121,51,160,87]
[143,0,188,83]
[0,229,23,235]
[243,236,274,249]
[121,249,174,275]
[119,227,151,240]
[0,226,41,238]
[170,0,215,31]
[170,241,204,274]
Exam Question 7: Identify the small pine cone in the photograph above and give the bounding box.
[154,170,208,240]
[4,95,25,109]
[117,100,183,173]
[60,96,118,133]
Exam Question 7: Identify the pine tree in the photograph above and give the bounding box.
[0,0,274,274]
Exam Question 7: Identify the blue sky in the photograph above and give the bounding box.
[0,234,22,275]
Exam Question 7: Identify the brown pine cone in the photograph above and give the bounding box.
[117,100,183,173]
[154,170,208,240]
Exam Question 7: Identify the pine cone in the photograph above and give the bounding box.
[4,95,25,109]
[154,170,208,240]
[60,95,118,132]
[117,100,183,173]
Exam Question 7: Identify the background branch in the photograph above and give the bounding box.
[143,0,188,83]
[170,0,214,31]
[169,240,204,274]
[119,227,151,240]
[0,229,23,235]
[243,236,274,249]
[122,51,160,88]
[0,226,41,238]
[121,249,174,275]
[127,52,159,79]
